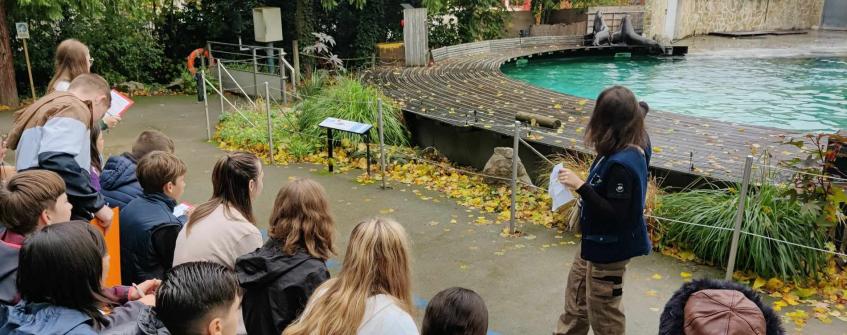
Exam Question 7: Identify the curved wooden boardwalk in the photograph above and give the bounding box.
[364,41,803,182]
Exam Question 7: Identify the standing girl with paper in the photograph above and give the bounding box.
[553,86,650,335]
[48,39,121,130]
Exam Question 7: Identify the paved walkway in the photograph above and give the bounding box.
[1,95,842,334]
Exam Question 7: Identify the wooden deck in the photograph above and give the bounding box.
[364,40,805,182]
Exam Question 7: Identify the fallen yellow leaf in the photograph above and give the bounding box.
[680,272,692,279]
[752,277,767,290]
[766,278,784,291]
[651,273,663,280]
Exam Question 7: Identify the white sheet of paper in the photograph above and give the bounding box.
[173,203,191,217]
[107,90,134,117]
[549,163,575,211]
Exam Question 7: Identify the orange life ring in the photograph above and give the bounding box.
[187,48,214,75]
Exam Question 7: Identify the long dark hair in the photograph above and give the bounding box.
[585,86,647,157]
[17,221,108,327]
[187,152,260,231]
[90,126,103,174]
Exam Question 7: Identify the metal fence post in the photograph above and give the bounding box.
[510,121,521,234]
[264,82,275,165]
[378,98,387,189]
[201,69,211,141]
[252,48,258,97]
[293,40,300,86]
[217,56,224,114]
[279,49,287,104]
[725,155,754,281]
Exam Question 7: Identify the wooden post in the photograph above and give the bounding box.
[403,8,428,67]
[22,39,35,100]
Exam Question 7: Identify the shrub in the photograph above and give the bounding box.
[655,176,827,282]
[296,76,409,147]
[216,106,323,159]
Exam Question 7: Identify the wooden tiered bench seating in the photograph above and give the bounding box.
[364,36,804,183]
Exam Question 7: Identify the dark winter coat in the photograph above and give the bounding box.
[120,193,184,286]
[100,154,142,209]
[0,229,24,306]
[235,240,330,335]
[100,305,169,335]
[579,146,650,263]
[659,279,785,335]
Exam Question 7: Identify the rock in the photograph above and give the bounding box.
[165,78,185,90]
[116,81,145,93]
[482,147,533,186]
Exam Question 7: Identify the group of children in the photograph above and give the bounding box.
[0,38,492,335]
[0,38,789,335]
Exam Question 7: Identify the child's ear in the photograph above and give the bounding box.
[38,209,51,226]
[248,179,255,193]
[164,181,175,194]
[207,317,223,335]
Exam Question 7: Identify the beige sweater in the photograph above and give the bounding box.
[173,204,263,269]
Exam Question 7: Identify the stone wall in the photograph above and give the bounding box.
[504,9,587,37]
[644,0,825,41]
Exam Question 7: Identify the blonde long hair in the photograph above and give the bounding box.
[48,39,90,92]
[283,218,413,335]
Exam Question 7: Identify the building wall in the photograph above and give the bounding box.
[504,9,587,37]
[644,0,825,41]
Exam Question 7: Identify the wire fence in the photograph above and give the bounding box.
[200,56,847,283]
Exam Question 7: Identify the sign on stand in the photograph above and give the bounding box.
[318,117,373,174]
[16,22,35,100]
[15,22,29,39]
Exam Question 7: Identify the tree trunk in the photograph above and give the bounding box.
[0,0,20,107]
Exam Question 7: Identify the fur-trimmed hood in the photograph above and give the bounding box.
[659,278,784,335]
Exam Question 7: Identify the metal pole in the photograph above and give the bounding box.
[725,155,754,281]
[279,49,287,104]
[264,82,275,165]
[378,98,387,189]
[293,40,300,86]
[201,69,211,141]
[252,48,258,97]
[266,42,275,73]
[327,128,334,172]
[509,121,520,234]
[217,57,224,114]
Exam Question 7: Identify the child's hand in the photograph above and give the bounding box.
[558,168,585,190]
[95,206,114,229]
[0,138,7,162]
[130,279,161,300]
[138,294,156,306]
[103,115,121,129]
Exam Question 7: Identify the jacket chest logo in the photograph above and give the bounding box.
[616,183,624,193]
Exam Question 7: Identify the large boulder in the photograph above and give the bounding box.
[482,147,533,186]
[116,81,145,93]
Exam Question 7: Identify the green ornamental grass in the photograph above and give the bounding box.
[217,76,409,159]
[297,76,409,147]
[656,171,827,283]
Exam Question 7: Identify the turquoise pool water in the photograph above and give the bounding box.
[501,56,847,132]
